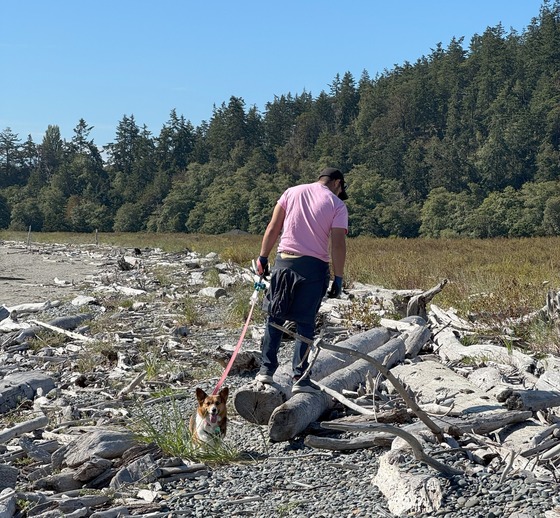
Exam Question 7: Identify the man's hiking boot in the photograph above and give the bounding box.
[292,376,319,394]
[255,372,274,384]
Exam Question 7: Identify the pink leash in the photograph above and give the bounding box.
[212,267,266,395]
[212,298,257,395]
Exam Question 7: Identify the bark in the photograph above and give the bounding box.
[504,389,560,412]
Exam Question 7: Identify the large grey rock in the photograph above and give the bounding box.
[109,453,159,489]
[52,429,138,469]
[198,287,227,299]
[32,470,83,492]
[73,457,112,482]
[0,465,18,490]
[0,372,55,413]
[0,488,16,518]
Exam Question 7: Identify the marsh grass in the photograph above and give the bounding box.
[76,339,118,373]
[225,285,266,328]
[28,330,68,351]
[203,267,221,287]
[340,298,382,330]
[5,231,560,347]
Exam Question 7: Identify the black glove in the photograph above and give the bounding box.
[327,276,343,298]
[256,256,269,277]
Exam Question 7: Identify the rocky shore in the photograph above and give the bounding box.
[2,240,560,517]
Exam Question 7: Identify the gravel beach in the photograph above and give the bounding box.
[2,240,560,518]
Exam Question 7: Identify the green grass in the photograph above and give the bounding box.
[129,395,241,464]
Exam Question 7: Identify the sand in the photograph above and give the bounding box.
[0,242,100,308]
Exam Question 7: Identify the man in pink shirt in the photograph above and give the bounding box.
[255,168,349,393]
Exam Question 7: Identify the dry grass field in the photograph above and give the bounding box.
[3,231,560,353]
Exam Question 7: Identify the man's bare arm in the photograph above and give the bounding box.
[330,227,346,278]
[260,204,286,257]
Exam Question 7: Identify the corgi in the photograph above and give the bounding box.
[189,387,229,445]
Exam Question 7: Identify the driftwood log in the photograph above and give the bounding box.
[233,327,393,425]
[504,389,560,412]
[433,327,536,372]
[375,448,446,516]
[380,316,432,357]
[406,279,448,321]
[268,335,406,442]
[390,360,507,416]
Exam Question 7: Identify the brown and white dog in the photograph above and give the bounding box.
[189,387,229,445]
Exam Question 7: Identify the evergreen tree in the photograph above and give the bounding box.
[0,128,22,187]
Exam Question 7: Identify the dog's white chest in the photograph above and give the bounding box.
[194,413,222,442]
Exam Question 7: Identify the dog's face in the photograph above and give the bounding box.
[195,387,229,424]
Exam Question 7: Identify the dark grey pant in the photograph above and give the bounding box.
[260,255,329,377]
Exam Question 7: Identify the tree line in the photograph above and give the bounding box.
[1,1,560,238]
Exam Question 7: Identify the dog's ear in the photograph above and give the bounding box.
[219,386,229,402]
[195,387,207,403]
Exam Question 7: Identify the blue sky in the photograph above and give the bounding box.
[0,0,545,148]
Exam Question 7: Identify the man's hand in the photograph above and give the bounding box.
[256,256,269,277]
[327,276,343,298]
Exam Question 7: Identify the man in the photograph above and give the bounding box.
[254,167,348,393]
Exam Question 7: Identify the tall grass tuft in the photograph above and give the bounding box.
[129,395,241,464]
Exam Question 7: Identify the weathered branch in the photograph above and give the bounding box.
[323,421,462,476]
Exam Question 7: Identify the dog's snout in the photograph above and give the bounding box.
[210,406,218,415]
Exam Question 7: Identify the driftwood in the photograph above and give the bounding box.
[504,389,560,411]
[432,326,536,372]
[406,279,448,320]
[537,369,560,392]
[233,327,393,425]
[324,421,461,475]
[313,380,376,415]
[429,303,477,332]
[268,336,406,442]
[467,365,512,400]
[310,342,448,442]
[304,432,393,450]
[379,316,432,357]
[375,449,446,516]
[0,413,49,443]
[467,431,554,480]
[304,407,413,450]
[390,360,506,416]
[28,319,94,342]
[398,410,533,442]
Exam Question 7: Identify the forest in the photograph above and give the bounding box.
[0,1,559,239]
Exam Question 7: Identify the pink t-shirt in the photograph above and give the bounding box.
[276,182,348,263]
